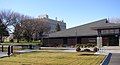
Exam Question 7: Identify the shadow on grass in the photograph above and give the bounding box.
[79,54,99,56]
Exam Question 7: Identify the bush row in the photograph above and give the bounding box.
[75,44,96,48]
[76,47,99,52]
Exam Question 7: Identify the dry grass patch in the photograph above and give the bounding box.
[0,52,105,65]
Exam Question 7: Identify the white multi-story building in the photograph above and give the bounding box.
[38,15,66,33]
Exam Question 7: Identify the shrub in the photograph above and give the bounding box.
[85,45,87,48]
[83,49,91,52]
[93,47,99,52]
[10,39,14,42]
[75,44,80,48]
[76,47,81,52]
[80,45,83,48]
[87,43,91,48]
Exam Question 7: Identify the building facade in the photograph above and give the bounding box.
[43,19,120,47]
[37,15,66,33]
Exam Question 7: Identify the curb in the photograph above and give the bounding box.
[100,53,112,65]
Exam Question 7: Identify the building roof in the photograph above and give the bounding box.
[92,26,120,30]
[48,19,120,38]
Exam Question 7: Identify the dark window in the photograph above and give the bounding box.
[109,30,114,33]
[81,38,96,44]
[115,29,119,33]
[101,30,109,34]
[63,38,67,44]
[101,29,119,34]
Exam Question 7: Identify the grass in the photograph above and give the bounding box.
[0,52,105,65]
[0,47,24,52]
[41,48,69,50]
[1,41,41,45]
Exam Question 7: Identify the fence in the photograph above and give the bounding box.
[0,45,13,56]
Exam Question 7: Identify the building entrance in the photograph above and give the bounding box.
[109,36,119,46]
[102,36,119,46]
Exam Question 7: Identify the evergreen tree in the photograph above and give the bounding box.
[55,23,61,32]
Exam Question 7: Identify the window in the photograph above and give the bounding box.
[115,29,119,33]
[109,30,114,33]
[101,29,119,34]
[101,30,109,34]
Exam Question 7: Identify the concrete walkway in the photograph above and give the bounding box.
[0,52,8,58]
[98,46,120,65]
[108,53,120,65]
[1,46,120,65]
[0,47,76,58]
[14,48,76,53]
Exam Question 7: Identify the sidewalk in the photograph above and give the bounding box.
[108,53,120,65]
[0,52,8,58]
[0,47,76,58]
[98,46,120,65]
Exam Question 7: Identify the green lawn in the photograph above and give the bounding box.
[0,47,24,52]
[1,41,41,44]
[0,52,105,65]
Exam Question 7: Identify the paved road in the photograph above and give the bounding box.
[108,53,120,65]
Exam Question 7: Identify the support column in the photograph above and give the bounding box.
[97,30,102,49]
[119,29,120,46]
[97,37,102,48]
[7,45,11,56]
[2,45,4,52]
[119,36,120,46]
[11,46,13,53]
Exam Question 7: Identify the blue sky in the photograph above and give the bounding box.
[0,0,120,28]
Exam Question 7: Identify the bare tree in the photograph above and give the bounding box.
[14,15,31,42]
[21,19,35,42]
[0,10,32,42]
[109,18,120,23]
[0,10,20,32]
[0,10,50,42]
[21,18,50,42]
[14,24,22,43]
[0,19,9,43]
[0,10,21,42]
[33,19,50,40]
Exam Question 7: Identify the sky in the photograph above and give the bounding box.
[0,0,120,29]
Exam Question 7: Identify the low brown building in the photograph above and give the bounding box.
[43,19,120,47]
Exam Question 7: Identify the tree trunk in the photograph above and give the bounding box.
[0,34,3,43]
[27,37,30,42]
[17,36,20,43]
[17,38,19,43]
